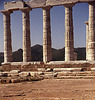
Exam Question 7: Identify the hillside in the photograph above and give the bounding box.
[0,44,86,65]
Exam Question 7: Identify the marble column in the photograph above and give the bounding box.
[85,21,89,60]
[42,6,52,63]
[64,4,74,61]
[21,8,31,62]
[1,10,13,63]
[88,3,95,61]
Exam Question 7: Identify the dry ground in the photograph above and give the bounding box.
[0,79,95,100]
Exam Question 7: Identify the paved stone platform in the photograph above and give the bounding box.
[1,61,95,71]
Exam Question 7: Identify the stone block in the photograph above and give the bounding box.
[43,72,58,79]
[30,72,44,77]
[45,68,53,72]
[53,68,82,72]
[25,0,46,8]
[2,72,9,77]
[10,70,21,73]
[8,73,19,77]
[19,72,30,77]
[46,0,62,6]
[11,78,18,83]
[27,76,32,81]
[8,70,20,77]
[31,76,44,81]
[91,68,95,71]
[2,0,95,11]
[38,68,45,72]
[19,76,28,82]
[0,77,11,84]
[4,1,24,10]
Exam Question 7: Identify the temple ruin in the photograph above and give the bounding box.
[1,0,95,71]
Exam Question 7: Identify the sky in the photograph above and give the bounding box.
[0,0,89,52]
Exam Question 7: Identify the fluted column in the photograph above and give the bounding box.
[1,10,13,63]
[88,3,95,61]
[21,8,31,62]
[64,4,74,61]
[42,6,52,63]
[85,21,89,60]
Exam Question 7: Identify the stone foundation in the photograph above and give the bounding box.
[1,67,95,84]
[1,61,95,71]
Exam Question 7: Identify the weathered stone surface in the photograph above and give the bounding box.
[46,0,94,6]
[11,78,19,83]
[10,70,20,73]
[19,76,28,82]
[21,8,31,62]
[43,72,58,78]
[37,68,45,71]
[57,76,95,79]
[46,0,62,6]
[31,76,44,81]
[8,73,19,77]
[91,68,95,71]
[43,6,52,63]
[1,10,12,63]
[64,4,74,61]
[8,71,20,77]
[4,1,24,10]
[25,0,46,8]
[19,72,30,77]
[53,68,82,72]
[30,71,44,77]
[45,68,53,72]
[1,70,95,84]
[88,3,95,61]
[1,77,11,83]
[4,0,95,10]
[2,72,9,77]
[1,61,95,71]
[57,71,94,77]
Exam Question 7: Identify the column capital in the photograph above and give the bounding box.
[20,7,32,12]
[64,4,75,8]
[1,10,13,15]
[42,6,52,10]
[85,21,89,25]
